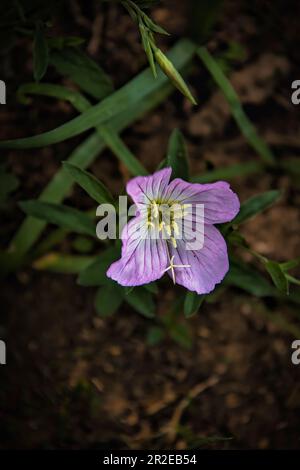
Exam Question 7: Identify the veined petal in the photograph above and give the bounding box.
[126,168,172,206]
[107,216,168,286]
[163,179,240,224]
[167,225,229,294]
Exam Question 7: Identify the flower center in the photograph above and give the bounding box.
[146,200,190,248]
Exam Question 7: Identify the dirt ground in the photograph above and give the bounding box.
[1,0,300,449]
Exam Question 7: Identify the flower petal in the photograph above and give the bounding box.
[107,216,168,286]
[163,179,240,224]
[167,225,229,294]
[126,168,172,206]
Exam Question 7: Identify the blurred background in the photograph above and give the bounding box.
[0,0,300,449]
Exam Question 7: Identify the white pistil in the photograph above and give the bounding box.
[163,255,191,284]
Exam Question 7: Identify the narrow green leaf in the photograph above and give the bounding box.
[94,283,124,317]
[280,257,300,272]
[33,23,49,81]
[265,260,289,294]
[184,291,205,317]
[0,40,196,149]
[63,162,114,205]
[19,200,95,236]
[167,129,189,180]
[33,253,94,274]
[144,281,158,294]
[0,164,19,204]
[233,190,281,225]
[17,83,91,110]
[5,40,194,271]
[50,47,113,99]
[99,126,148,176]
[77,246,120,286]
[191,161,263,184]
[197,47,275,165]
[169,323,193,349]
[142,14,169,35]
[154,47,197,105]
[225,259,274,297]
[139,23,157,78]
[125,287,156,318]
[72,236,94,254]
[47,36,85,50]
[147,326,165,346]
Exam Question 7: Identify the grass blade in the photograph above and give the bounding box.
[19,200,96,236]
[33,253,94,273]
[167,128,189,180]
[63,161,115,205]
[50,47,114,99]
[0,39,196,149]
[197,46,275,165]
[191,161,263,183]
[233,190,281,225]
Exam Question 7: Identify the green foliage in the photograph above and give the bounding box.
[265,260,289,294]
[50,47,114,100]
[0,40,195,150]
[78,247,120,286]
[33,22,49,81]
[167,129,190,181]
[146,326,165,345]
[122,0,196,104]
[225,259,274,297]
[0,165,19,204]
[125,287,156,318]
[192,161,263,184]
[19,200,95,236]
[233,190,281,225]
[184,291,205,318]
[197,46,275,165]
[63,162,115,205]
[94,283,124,317]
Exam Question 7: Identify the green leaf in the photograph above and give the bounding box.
[144,281,158,294]
[197,47,275,165]
[142,13,169,36]
[4,40,194,272]
[77,246,120,286]
[184,291,205,317]
[33,23,49,81]
[125,287,156,318]
[33,253,94,274]
[265,260,289,294]
[191,161,263,184]
[169,323,193,349]
[47,36,85,50]
[72,236,94,253]
[154,47,197,105]
[63,162,115,205]
[94,283,124,317]
[233,190,281,225]
[0,164,19,204]
[139,22,157,78]
[280,257,300,272]
[50,47,113,99]
[0,39,195,149]
[167,129,189,180]
[225,259,274,297]
[99,126,148,176]
[146,326,165,346]
[19,200,95,236]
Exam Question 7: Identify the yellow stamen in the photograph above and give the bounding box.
[171,237,177,248]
